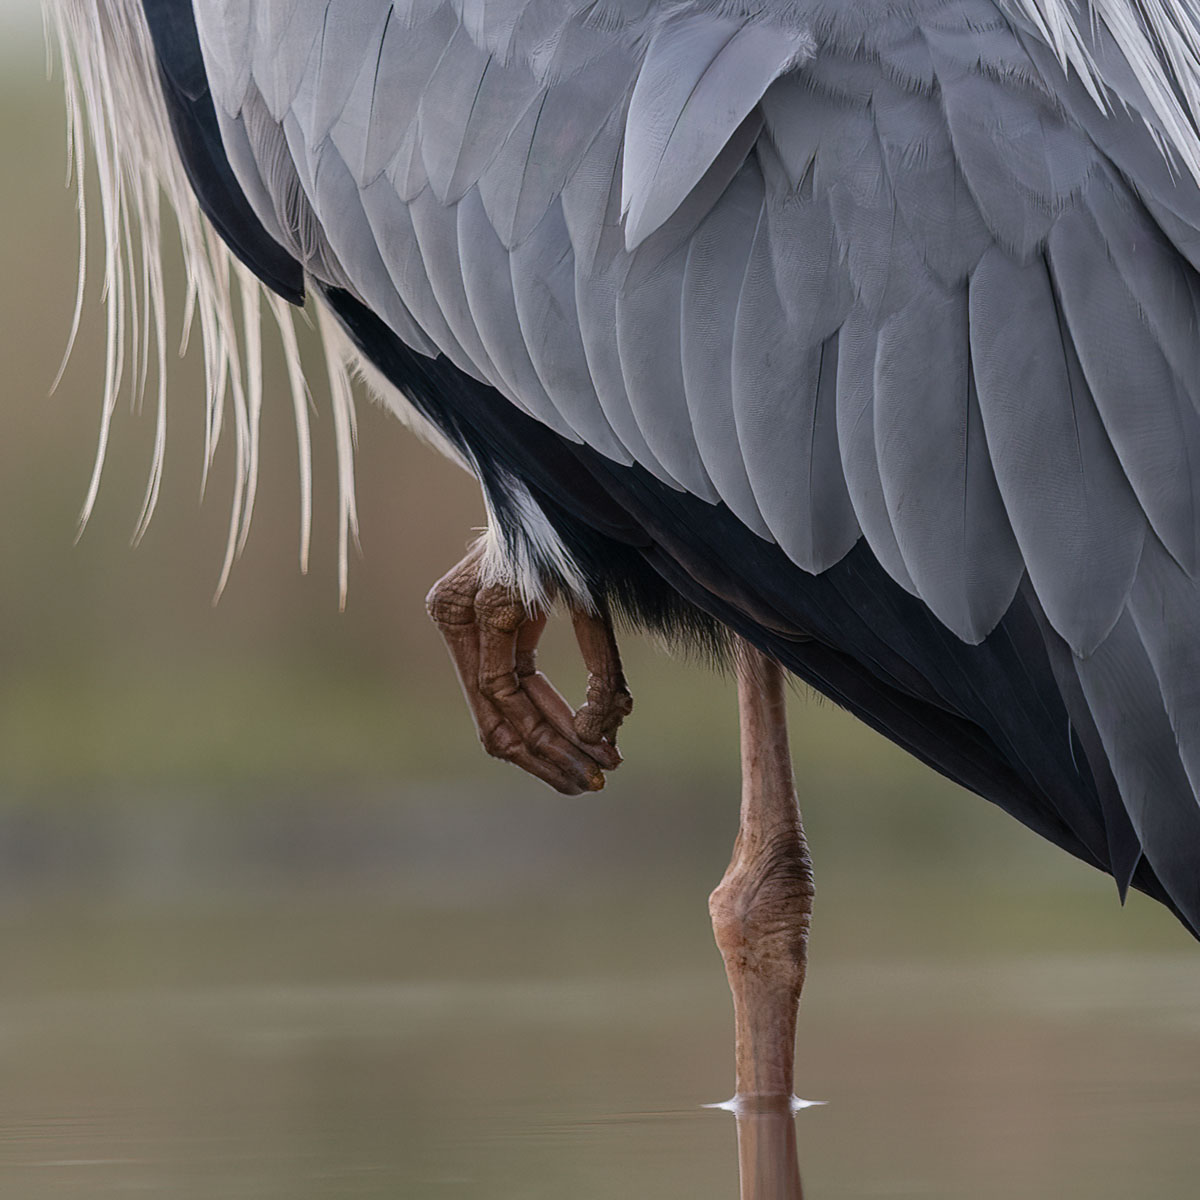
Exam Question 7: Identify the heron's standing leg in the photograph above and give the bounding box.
[710,639,814,1104]
[426,545,632,795]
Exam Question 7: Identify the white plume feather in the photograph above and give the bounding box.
[43,0,358,600]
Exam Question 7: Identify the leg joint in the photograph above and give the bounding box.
[709,836,814,972]
[425,575,478,628]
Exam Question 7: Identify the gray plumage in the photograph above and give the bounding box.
[186,0,1200,931]
[621,6,812,247]
[968,248,1147,655]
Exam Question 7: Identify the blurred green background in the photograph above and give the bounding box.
[2,7,1200,1198]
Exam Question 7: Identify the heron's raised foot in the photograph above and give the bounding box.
[711,642,814,1104]
[425,545,632,795]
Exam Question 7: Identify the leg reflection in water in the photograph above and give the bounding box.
[708,1095,818,1200]
[733,1097,806,1200]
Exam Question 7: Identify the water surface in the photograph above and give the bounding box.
[1,853,1198,1199]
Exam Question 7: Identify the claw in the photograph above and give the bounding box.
[426,548,632,793]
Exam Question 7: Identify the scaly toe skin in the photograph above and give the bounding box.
[517,669,621,771]
[570,608,633,757]
[573,718,622,769]
[479,717,594,795]
[574,696,631,756]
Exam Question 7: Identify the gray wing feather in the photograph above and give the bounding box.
[290,0,391,148]
[1130,539,1200,800]
[1047,200,1200,576]
[215,91,296,254]
[751,138,849,354]
[415,20,486,191]
[567,132,683,486]
[416,25,498,203]
[357,174,464,363]
[475,97,548,248]
[456,0,529,55]
[616,240,720,501]
[576,265,684,488]
[1074,609,1200,931]
[930,36,1096,256]
[406,186,517,400]
[836,306,917,594]
[195,0,253,110]
[871,25,935,92]
[386,122,430,203]
[820,106,923,314]
[509,201,632,462]
[969,248,1146,654]
[278,108,358,283]
[559,109,625,277]
[735,320,857,571]
[871,84,990,285]
[500,0,579,65]
[307,135,437,353]
[476,43,630,249]
[442,58,542,205]
[614,106,778,502]
[621,7,813,247]
[680,162,772,538]
[252,0,322,121]
[730,150,858,568]
[620,111,764,295]
[327,20,389,185]
[355,6,455,187]
[1085,179,1200,403]
[874,285,1023,642]
[758,75,828,188]
[455,185,565,421]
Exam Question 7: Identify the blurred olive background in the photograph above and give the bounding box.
[1,6,1200,1198]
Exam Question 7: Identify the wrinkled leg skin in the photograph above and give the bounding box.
[709,639,814,1106]
[425,545,633,796]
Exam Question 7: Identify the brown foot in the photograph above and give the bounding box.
[425,545,633,795]
[709,639,814,1103]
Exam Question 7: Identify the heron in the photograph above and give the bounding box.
[45,0,1200,1115]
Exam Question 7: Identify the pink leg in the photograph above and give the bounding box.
[709,639,814,1103]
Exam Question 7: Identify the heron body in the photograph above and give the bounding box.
[47,0,1200,1110]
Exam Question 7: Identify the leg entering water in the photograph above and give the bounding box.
[709,639,814,1103]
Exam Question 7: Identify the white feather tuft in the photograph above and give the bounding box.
[44,0,355,597]
[477,482,593,614]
